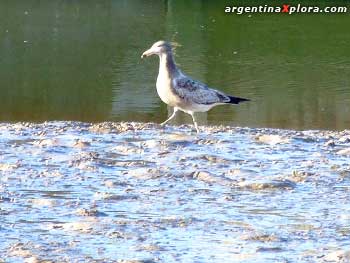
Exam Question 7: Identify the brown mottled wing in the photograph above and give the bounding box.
[174,76,230,105]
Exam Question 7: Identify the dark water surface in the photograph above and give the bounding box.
[0,1,350,129]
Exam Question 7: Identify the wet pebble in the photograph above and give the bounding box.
[125,167,162,179]
[237,179,296,190]
[73,139,91,148]
[76,208,107,217]
[323,250,350,262]
[192,171,234,186]
[325,140,336,147]
[337,148,350,156]
[141,139,160,149]
[94,192,138,201]
[256,247,283,253]
[288,170,316,183]
[240,233,281,242]
[104,180,116,188]
[256,134,290,145]
[114,144,142,154]
[200,155,230,164]
[31,199,56,207]
[52,221,95,233]
[196,138,220,145]
[33,138,59,147]
[89,122,158,134]
[8,243,33,258]
[339,136,350,144]
[0,163,20,171]
[135,244,163,252]
[117,259,156,263]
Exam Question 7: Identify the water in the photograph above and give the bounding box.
[1,122,350,262]
[0,1,349,129]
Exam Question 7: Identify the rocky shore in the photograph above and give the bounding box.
[1,122,349,262]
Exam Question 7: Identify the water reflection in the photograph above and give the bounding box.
[0,0,349,129]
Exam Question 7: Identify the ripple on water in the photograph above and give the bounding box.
[1,122,350,262]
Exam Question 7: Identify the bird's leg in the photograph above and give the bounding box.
[190,113,200,133]
[161,107,178,126]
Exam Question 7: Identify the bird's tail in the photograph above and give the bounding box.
[227,96,250,104]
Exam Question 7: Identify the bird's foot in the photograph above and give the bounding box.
[194,125,200,134]
[192,127,200,134]
[160,119,170,126]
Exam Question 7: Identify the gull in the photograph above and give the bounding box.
[141,40,249,133]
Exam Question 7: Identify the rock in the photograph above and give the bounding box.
[256,134,289,145]
[125,168,161,179]
[54,221,95,233]
[337,148,350,156]
[192,171,233,185]
[256,247,283,253]
[339,136,350,143]
[240,233,280,242]
[117,259,156,263]
[89,122,136,134]
[135,244,163,252]
[201,155,230,164]
[141,140,160,148]
[76,208,107,217]
[0,163,20,171]
[296,136,317,143]
[288,170,315,183]
[89,123,112,134]
[104,180,116,188]
[94,192,138,201]
[34,138,59,147]
[31,199,56,207]
[76,161,96,171]
[73,140,91,148]
[162,133,195,147]
[325,140,336,147]
[165,133,194,141]
[323,250,350,262]
[237,179,296,190]
[113,144,142,154]
[196,138,220,145]
[24,257,39,263]
[8,244,32,258]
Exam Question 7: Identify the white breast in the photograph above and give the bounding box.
[156,72,176,106]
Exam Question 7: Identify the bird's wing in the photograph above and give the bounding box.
[173,75,230,105]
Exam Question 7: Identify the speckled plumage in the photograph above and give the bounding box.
[173,76,231,106]
[141,40,249,132]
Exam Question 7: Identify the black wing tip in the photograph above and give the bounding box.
[227,96,250,104]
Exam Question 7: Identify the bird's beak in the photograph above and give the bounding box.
[141,48,154,59]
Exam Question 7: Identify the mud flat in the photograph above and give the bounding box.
[1,122,350,262]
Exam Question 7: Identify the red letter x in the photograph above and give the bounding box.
[282,5,290,13]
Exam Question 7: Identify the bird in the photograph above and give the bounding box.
[141,40,249,133]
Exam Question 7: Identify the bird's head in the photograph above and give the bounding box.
[141,40,172,58]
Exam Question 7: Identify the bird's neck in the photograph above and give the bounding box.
[159,52,178,78]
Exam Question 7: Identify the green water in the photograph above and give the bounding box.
[1,0,349,130]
